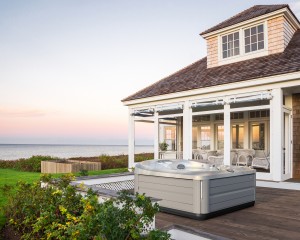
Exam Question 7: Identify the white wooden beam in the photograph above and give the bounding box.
[224,103,231,165]
[128,110,135,169]
[154,111,159,159]
[270,88,283,181]
[183,100,192,159]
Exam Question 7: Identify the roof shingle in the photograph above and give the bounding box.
[200,5,288,35]
[122,30,300,102]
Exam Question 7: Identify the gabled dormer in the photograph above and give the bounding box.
[200,5,300,68]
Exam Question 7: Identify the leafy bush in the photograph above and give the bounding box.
[78,169,89,176]
[4,174,170,240]
[71,153,154,170]
[0,155,57,172]
[0,153,154,173]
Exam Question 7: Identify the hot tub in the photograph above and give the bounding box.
[134,159,255,220]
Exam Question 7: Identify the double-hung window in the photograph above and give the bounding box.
[222,31,240,58]
[244,24,264,53]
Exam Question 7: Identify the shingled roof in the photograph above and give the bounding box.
[122,30,300,102]
[200,5,289,35]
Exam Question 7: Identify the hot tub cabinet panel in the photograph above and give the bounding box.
[134,160,256,220]
[135,175,196,213]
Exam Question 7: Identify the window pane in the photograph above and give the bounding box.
[251,43,257,51]
[222,31,239,59]
[245,29,250,37]
[251,27,257,35]
[258,33,264,41]
[245,36,250,45]
[258,24,264,33]
[234,47,239,55]
[222,36,227,44]
[232,124,244,149]
[251,35,257,43]
[234,40,239,47]
[258,41,264,50]
[200,126,211,149]
[251,123,265,150]
[234,32,239,39]
[217,125,224,150]
[245,45,250,53]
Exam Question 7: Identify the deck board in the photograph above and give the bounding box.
[156,187,300,240]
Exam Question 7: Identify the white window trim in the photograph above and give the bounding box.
[218,21,269,66]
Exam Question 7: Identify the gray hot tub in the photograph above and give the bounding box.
[134,159,255,220]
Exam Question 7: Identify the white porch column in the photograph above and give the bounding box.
[128,109,135,169]
[154,111,159,159]
[271,88,283,181]
[224,103,231,165]
[183,100,192,159]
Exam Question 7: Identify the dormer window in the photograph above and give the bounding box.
[222,32,240,58]
[218,22,267,64]
[244,24,264,53]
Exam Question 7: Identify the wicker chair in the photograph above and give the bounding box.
[208,155,224,165]
[236,149,255,166]
[251,150,270,170]
[194,150,217,162]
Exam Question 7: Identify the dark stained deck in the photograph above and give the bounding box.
[156,187,300,240]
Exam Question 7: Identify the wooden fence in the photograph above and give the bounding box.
[41,160,101,173]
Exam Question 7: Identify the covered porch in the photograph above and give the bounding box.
[128,87,299,182]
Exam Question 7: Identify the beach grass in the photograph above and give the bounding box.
[0,168,128,230]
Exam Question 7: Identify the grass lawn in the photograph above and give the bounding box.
[0,168,128,230]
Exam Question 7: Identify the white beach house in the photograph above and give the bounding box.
[122,5,300,182]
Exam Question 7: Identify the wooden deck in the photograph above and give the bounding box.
[156,187,300,240]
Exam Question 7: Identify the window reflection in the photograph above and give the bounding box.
[251,123,265,150]
[232,124,244,149]
[217,125,224,150]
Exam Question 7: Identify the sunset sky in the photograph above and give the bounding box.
[1,0,300,145]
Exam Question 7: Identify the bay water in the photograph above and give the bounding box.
[0,144,154,160]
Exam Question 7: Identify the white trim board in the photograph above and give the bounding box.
[256,180,300,190]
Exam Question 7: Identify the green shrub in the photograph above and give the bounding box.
[4,174,170,240]
[78,169,89,176]
[0,153,154,173]
[70,153,154,170]
[0,155,57,172]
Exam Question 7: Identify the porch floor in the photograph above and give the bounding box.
[156,187,300,240]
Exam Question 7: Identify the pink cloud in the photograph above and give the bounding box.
[0,107,46,118]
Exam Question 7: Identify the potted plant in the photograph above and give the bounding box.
[159,142,169,151]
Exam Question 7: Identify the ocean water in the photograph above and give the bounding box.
[0,144,154,160]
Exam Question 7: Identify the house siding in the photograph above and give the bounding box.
[268,16,295,55]
[293,93,300,179]
[207,36,218,68]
